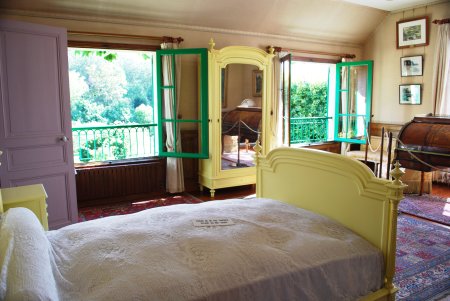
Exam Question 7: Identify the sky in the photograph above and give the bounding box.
[291,61,333,84]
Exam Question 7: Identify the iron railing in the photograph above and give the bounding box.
[72,124,157,163]
[290,116,330,144]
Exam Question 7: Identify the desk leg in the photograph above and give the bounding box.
[419,171,424,196]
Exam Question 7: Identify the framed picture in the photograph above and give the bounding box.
[252,70,263,97]
[397,17,428,49]
[399,84,421,105]
[401,55,423,77]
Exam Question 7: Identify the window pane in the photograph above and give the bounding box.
[68,48,156,164]
[289,61,333,145]
[337,115,367,140]
[156,48,208,158]
[335,61,372,144]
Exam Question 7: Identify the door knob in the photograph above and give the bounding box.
[60,136,69,142]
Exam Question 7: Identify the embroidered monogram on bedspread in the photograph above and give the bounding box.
[11,198,382,301]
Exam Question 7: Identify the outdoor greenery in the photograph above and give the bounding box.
[289,81,328,143]
[290,82,327,118]
[68,49,155,162]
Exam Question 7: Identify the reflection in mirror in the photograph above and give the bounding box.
[221,63,262,170]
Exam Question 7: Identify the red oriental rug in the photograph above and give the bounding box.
[78,194,203,222]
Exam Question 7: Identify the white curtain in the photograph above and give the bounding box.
[431,22,450,184]
[432,23,450,116]
[161,42,184,193]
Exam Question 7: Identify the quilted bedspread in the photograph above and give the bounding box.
[0,198,383,301]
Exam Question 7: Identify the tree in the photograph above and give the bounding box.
[133,104,154,124]
[290,82,327,118]
[289,81,328,143]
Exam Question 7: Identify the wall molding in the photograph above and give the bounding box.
[389,0,448,14]
[2,9,363,49]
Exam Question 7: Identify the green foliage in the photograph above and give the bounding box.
[78,147,92,162]
[289,81,328,144]
[290,82,328,118]
[133,104,154,124]
[69,49,155,163]
[68,49,154,126]
[86,137,106,150]
[74,50,117,62]
[111,140,127,159]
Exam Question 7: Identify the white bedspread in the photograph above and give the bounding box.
[0,198,383,301]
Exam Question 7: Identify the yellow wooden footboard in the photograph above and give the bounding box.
[255,146,406,300]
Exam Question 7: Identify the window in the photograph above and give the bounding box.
[335,60,373,144]
[156,48,209,159]
[68,46,209,164]
[68,47,157,164]
[281,56,372,146]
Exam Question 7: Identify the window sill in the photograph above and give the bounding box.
[75,157,162,169]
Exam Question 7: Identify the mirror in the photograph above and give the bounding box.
[221,63,262,170]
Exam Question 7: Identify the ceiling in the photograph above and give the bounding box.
[0,0,442,46]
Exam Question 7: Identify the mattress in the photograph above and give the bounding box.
[0,198,383,301]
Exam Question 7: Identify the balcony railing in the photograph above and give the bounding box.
[72,124,157,163]
[290,116,330,144]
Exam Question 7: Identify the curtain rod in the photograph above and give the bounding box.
[268,46,355,59]
[432,18,450,24]
[68,31,184,43]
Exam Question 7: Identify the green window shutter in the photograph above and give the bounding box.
[334,60,373,144]
[156,48,209,158]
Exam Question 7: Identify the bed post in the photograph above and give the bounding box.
[384,161,407,300]
[253,139,262,165]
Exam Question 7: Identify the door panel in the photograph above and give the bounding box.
[7,145,66,171]
[0,19,78,229]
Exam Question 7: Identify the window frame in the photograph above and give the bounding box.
[155,48,209,159]
[334,60,373,144]
[67,41,160,165]
[281,56,340,146]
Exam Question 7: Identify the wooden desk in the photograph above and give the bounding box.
[1,184,48,230]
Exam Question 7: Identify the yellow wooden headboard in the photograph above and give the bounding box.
[255,146,406,299]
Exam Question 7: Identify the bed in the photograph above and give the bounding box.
[0,147,406,301]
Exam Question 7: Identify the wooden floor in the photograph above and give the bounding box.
[190,182,449,201]
[430,183,450,198]
[190,185,256,201]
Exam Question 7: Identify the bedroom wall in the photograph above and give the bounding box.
[1,13,364,121]
[363,2,450,125]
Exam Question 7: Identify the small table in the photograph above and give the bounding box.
[1,184,48,230]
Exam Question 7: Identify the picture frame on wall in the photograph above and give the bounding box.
[401,55,423,77]
[397,17,429,49]
[399,84,421,105]
[252,70,263,97]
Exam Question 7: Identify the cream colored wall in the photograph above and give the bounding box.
[363,2,450,125]
[2,13,363,129]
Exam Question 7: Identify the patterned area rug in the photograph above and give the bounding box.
[399,194,450,226]
[395,214,450,300]
[78,194,203,222]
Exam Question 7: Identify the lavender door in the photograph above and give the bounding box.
[0,19,78,229]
